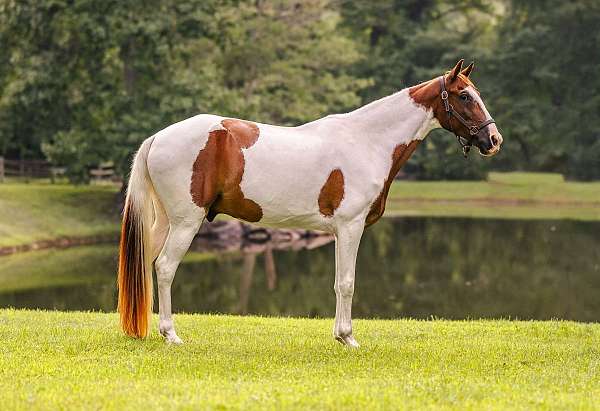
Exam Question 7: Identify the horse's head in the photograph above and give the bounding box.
[439,59,502,156]
[415,59,503,157]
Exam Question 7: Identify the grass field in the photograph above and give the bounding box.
[0,183,119,247]
[1,309,599,410]
[386,172,600,220]
[0,172,598,247]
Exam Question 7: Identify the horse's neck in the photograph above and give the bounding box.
[305,89,439,151]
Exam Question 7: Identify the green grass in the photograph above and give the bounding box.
[387,172,600,220]
[0,310,599,410]
[0,182,119,247]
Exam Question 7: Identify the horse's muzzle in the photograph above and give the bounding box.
[476,125,503,157]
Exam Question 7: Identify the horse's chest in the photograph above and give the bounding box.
[365,140,421,226]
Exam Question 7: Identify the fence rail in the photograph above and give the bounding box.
[0,157,116,183]
[0,157,65,182]
[0,157,59,181]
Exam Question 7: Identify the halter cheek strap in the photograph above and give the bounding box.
[439,76,496,158]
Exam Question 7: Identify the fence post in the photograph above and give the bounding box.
[0,157,4,182]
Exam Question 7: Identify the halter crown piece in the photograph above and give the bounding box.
[438,76,496,158]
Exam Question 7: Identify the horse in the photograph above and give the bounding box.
[117,59,503,347]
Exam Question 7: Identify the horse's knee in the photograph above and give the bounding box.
[335,277,355,299]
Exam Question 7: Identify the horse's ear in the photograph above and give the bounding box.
[449,59,464,82]
[461,61,474,77]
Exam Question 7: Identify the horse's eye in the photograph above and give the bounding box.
[460,93,469,102]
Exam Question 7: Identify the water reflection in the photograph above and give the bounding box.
[0,218,599,322]
[193,221,334,314]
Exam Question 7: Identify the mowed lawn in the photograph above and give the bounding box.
[1,310,599,410]
[387,172,600,220]
[0,183,119,247]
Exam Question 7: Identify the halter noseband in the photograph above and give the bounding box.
[439,76,496,158]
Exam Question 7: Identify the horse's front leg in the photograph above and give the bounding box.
[333,219,364,348]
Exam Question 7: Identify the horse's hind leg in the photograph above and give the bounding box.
[150,197,169,261]
[154,210,204,344]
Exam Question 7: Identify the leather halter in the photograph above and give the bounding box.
[439,76,496,158]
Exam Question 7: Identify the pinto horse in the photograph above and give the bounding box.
[118,59,503,347]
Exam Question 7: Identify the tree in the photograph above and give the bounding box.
[1,0,599,181]
[486,0,600,180]
[0,0,368,182]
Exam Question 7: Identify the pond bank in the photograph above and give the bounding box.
[1,172,598,252]
[1,309,598,409]
[0,233,118,256]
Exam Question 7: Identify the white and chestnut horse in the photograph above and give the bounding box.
[118,59,503,346]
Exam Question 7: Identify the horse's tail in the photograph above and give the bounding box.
[118,136,156,338]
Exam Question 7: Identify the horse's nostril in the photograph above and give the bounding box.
[491,135,500,147]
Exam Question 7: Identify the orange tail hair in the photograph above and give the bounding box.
[118,137,155,338]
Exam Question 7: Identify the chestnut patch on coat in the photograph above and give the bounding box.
[190,119,263,222]
[365,140,420,227]
[318,168,345,217]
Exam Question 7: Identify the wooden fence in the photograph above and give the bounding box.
[0,157,116,183]
[0,157,59,181]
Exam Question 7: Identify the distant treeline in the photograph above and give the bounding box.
[0,0,598,181]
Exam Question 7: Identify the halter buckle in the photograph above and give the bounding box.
[441,90,448,100]
[469,125,479,135]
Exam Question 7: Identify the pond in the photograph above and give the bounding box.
[0,217,599,321]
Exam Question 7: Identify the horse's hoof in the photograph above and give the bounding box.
[163,332,184,345]
[335,334,360,348]
[166,336,183,345]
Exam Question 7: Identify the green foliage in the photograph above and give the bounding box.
[0,0,368,181]
[0,0,599,180]
[485,0,600,180]
[215,1,369,124]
